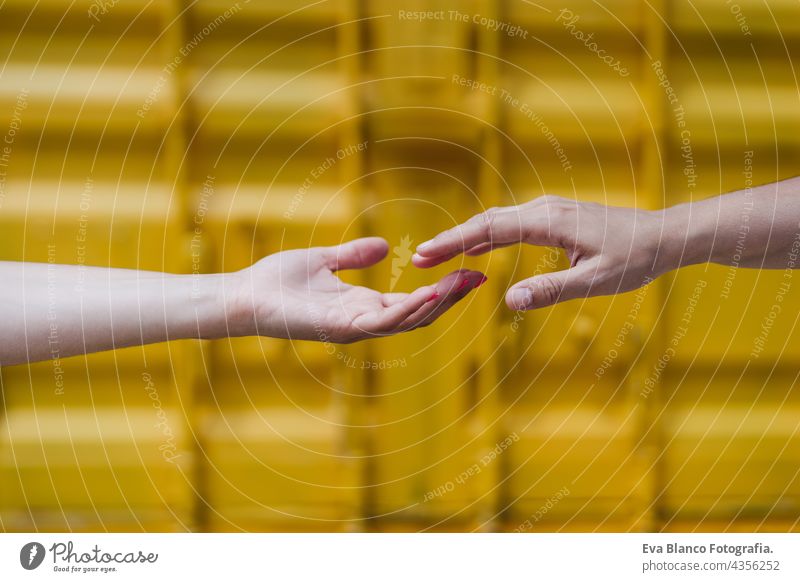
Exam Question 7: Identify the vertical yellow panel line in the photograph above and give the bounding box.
[161,0,201,531]
[630,0,668,532]
[470,0,505,532]
[339,0,372,531]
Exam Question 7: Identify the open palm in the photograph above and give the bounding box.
[232,237,485,343]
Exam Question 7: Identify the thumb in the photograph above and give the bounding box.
[323,237,389,271]
[505,263,594,310]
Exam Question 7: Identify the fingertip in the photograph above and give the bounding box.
[415,240,434,255]
[459,272,486,294]
[363,236,390,258]
[435,269,477,297]
[506,286,533,311]
[334,237,389,270]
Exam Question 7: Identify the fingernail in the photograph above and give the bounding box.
[508,288,533,310]
[426,291,440,302]
[475,275,488,288]
[417,240,433,253]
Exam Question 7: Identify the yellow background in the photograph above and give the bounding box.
[0,0,798,532]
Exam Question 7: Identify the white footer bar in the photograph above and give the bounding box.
[1,533,798,581]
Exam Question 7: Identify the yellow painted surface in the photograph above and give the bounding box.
[0,0,798,532]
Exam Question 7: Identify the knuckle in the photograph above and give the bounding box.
[527,195,569,223]
[544,196,577,223]
[533,194,564,208]
[534,277,563,305]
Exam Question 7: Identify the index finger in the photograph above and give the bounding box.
[412,206,528,267]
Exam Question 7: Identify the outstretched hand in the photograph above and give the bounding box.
[231,237,486,343]
[412,196,665,310]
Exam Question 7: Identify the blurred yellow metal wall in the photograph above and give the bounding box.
[0,0,798,532]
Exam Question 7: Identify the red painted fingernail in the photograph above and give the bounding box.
[426,292,440,302]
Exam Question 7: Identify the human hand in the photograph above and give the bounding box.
[229,237,486,343]
[412,196,666,310]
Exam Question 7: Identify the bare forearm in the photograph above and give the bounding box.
[659,176,800,273]
[0,237,481,365]
[0,262,236,366]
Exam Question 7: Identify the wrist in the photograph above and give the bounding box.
[218,269,279,339]
[174,272,245,339]
[215,271,259,338]
[653,203,709,275]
